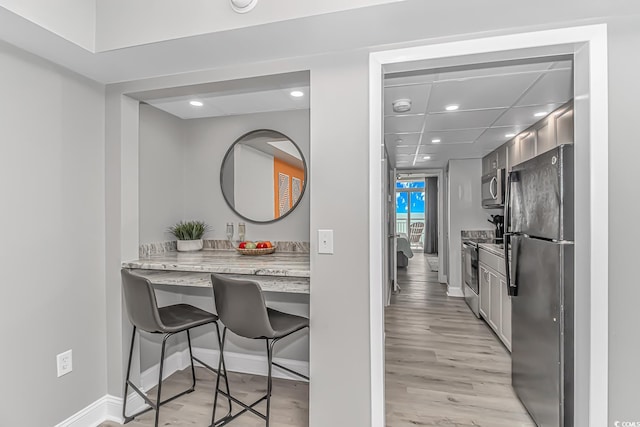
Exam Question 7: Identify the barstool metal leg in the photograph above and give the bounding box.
[265,339,277,427]
[186,330,197,391]
[212,326,231,426]
[154,333,171,427]
[122,326,137,422]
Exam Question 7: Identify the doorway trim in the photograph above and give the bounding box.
[369,24,608,427]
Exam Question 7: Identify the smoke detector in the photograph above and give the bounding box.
[230,0,258,13]
[392,98,412,113]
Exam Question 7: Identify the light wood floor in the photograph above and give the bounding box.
[385,253,535,426]
[100,363,308,426]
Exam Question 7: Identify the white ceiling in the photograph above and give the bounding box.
[383,57,573,169]
[146,86,310,120]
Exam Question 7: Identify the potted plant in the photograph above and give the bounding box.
[168,220,211,252]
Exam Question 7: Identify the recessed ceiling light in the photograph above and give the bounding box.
[290,90,304,98]
[392,98,412,113]
[431,138,441,143]
[423,156,431,160]
[505,133,516,138]
[445,104,459,111]
[189,100,203,107]
[534,111,548,117]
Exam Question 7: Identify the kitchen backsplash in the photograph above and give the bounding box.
[139,239,310,257]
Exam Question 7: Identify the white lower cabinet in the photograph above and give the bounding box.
[478,249,512,352]
[499,275,512,351]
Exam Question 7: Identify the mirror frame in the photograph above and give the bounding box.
[219,129,308,224]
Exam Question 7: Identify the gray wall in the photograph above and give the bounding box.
[0,41,107,426]
[139,104,186,243]
[606,16,640,425]
[102,8,640,427]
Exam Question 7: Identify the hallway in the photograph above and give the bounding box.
[385,254,535,426]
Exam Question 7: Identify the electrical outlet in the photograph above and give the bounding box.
[57,350,72,377]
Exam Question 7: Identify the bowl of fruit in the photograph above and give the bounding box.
[236,240,276,255]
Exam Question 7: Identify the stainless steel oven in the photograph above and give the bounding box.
[481,168,505,208]
[462,241,480,318]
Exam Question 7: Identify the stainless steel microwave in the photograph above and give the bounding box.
[481,168,505,208]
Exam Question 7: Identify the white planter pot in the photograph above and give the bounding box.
[176,239,203,252]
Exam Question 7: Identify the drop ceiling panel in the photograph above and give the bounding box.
[422,128,486,144]
[384,115,425,134]
[427,73,540,112]
[384,74,438,87]
[436,61,553,81]
[493,103,563,127]
[384,84,431,116]
[515,69,573,106]
[425,109,506,131]
[474,126,526,145]
[384,133,421,146]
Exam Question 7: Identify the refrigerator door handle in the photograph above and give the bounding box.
[504,171,518,296]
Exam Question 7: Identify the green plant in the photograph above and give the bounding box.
[167,220,211,240]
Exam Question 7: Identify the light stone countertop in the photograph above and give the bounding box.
[129,270,310,294]
[478,243,506,258]
[122,250,310,278]
[122,250,310,294]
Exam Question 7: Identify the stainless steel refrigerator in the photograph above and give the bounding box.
[504,144,574,427]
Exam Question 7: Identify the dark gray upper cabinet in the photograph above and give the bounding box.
[556,107,574,145]
[519,130,536,164]
[496,144,507,170]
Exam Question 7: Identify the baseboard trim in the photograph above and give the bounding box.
[446,286,465,297]
[54,395,123,427]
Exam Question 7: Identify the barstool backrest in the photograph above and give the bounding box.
[121,269,164,333]
[211,274,274,339]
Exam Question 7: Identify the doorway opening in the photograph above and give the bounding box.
[370,25,609,427]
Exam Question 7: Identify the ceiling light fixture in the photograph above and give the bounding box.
[445,104,459,111]
[290,90,304,98]
[189,100,204,107]
[392,98,412,113]
[505,133,516,138]
[230,0,258,13]
[431,138,441,143]
[423,156,431,160]
[534,111,548,117]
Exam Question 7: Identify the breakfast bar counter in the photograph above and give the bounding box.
[122,250,310,294]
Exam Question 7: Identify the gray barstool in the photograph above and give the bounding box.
[121,269,232,427]
[210,273,309,427]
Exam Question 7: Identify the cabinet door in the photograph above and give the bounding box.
[496,144,507,170]
[479,265,490,320]
[506,139,520,171]
[489,269,501,332]
[536,119,555,155]
[499,274,512,352]
[556,108,574,145]
[519,131,536,164]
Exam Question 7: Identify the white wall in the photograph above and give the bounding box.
[139,104,186,243]
[446,159,500,293]
[234,144,275,222]
[0,40,106,425]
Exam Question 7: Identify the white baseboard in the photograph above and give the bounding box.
[54,395,123,427]
[57,346,308,427]
[446,286,465,297]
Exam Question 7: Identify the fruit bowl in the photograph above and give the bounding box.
[235,246,276,256]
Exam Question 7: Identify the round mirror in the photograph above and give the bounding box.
[220,129,307,223]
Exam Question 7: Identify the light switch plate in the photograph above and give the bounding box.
[318,229,334,254]
[57,349,73,377]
